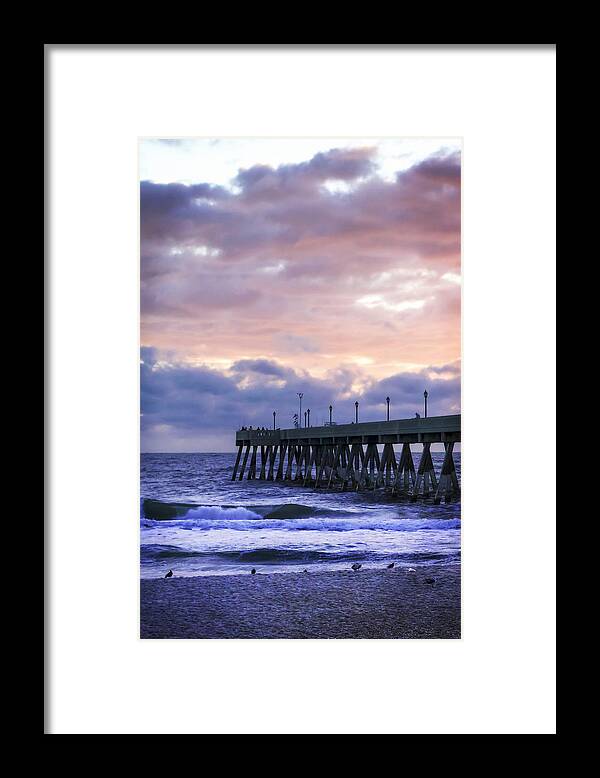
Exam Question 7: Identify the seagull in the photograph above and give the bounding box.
[250,568,256,575]
[303,569,308,573]
[165,569,173,578]
[424,577,436,584]
[351,563,362,571]
[387,562,395,569]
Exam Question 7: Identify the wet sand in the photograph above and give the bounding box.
[140,564,460,639]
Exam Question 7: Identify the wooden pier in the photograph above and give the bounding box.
[232,414,461,504]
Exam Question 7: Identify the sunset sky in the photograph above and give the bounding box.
[140,138,461,452]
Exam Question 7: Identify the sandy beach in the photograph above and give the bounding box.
[140,564,460,639]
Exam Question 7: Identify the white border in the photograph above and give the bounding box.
[47,45,556,734]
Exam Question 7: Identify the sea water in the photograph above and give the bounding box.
[141,452,460,578]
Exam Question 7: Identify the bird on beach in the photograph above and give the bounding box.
[424,577,436,584]
[165,569,173,578]
[250,568,256,575]
[351,563,362,571]
[387,563,395,569]
[303,569,308,573]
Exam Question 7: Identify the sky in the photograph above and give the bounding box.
[140,138,461,452]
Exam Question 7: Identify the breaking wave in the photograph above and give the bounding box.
[140,501,459,533]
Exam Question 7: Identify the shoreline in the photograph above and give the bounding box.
[141,563,460,639]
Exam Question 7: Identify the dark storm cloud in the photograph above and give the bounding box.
[141,351,460,451]
[230,359,289,378]
[361,369,460,417]
[140,181,232,243]
[400,151,461,184]
[233,147,376,199]
[140,147,460,270]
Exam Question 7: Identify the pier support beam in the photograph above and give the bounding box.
[392,443,416,495]
[411,442,438,500]
[372,443,393,489]
[327,445,343,489]
[315,444,334,488]
[341,443,361,490]
[380,443,396,488]
[231,444,243,481]
[302,444,312,483]
[248,445,258,480]
[434,442,460,504]
[357,443,378,490]
[259,445,267,480]
[285,444,295,481]
[275,443,287,480]
[294,445,305,482]
[238,443,251,481]
[303,445,317,486]
[267,445,278,480]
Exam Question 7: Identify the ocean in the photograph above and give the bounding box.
[140,451,461,579]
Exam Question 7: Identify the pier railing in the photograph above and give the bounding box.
[237,429,280,442]
[237,414,460,445]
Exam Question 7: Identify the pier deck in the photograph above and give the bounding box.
[236,414,460,446]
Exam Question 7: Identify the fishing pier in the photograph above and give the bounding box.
[232,414,461,504]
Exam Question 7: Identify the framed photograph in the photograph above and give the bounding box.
[46,44,556,735]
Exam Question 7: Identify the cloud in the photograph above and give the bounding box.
[141,350,460,452]
[140,147,460,261]
[233,147,376,200]
[229,359,289,378]
[141,146,461,378]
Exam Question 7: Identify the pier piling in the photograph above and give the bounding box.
[232,415,460,501]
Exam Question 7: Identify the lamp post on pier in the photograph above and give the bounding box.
[304,410,307,428]
[307,408,310,427]
[355,400,359,423]
[273,410,276,430]
[329,405,332,425]
[424,390,428,418]
[297,392,303,427]
[386,396,390,421]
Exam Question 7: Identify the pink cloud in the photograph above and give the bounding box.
[141,147,461,383]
